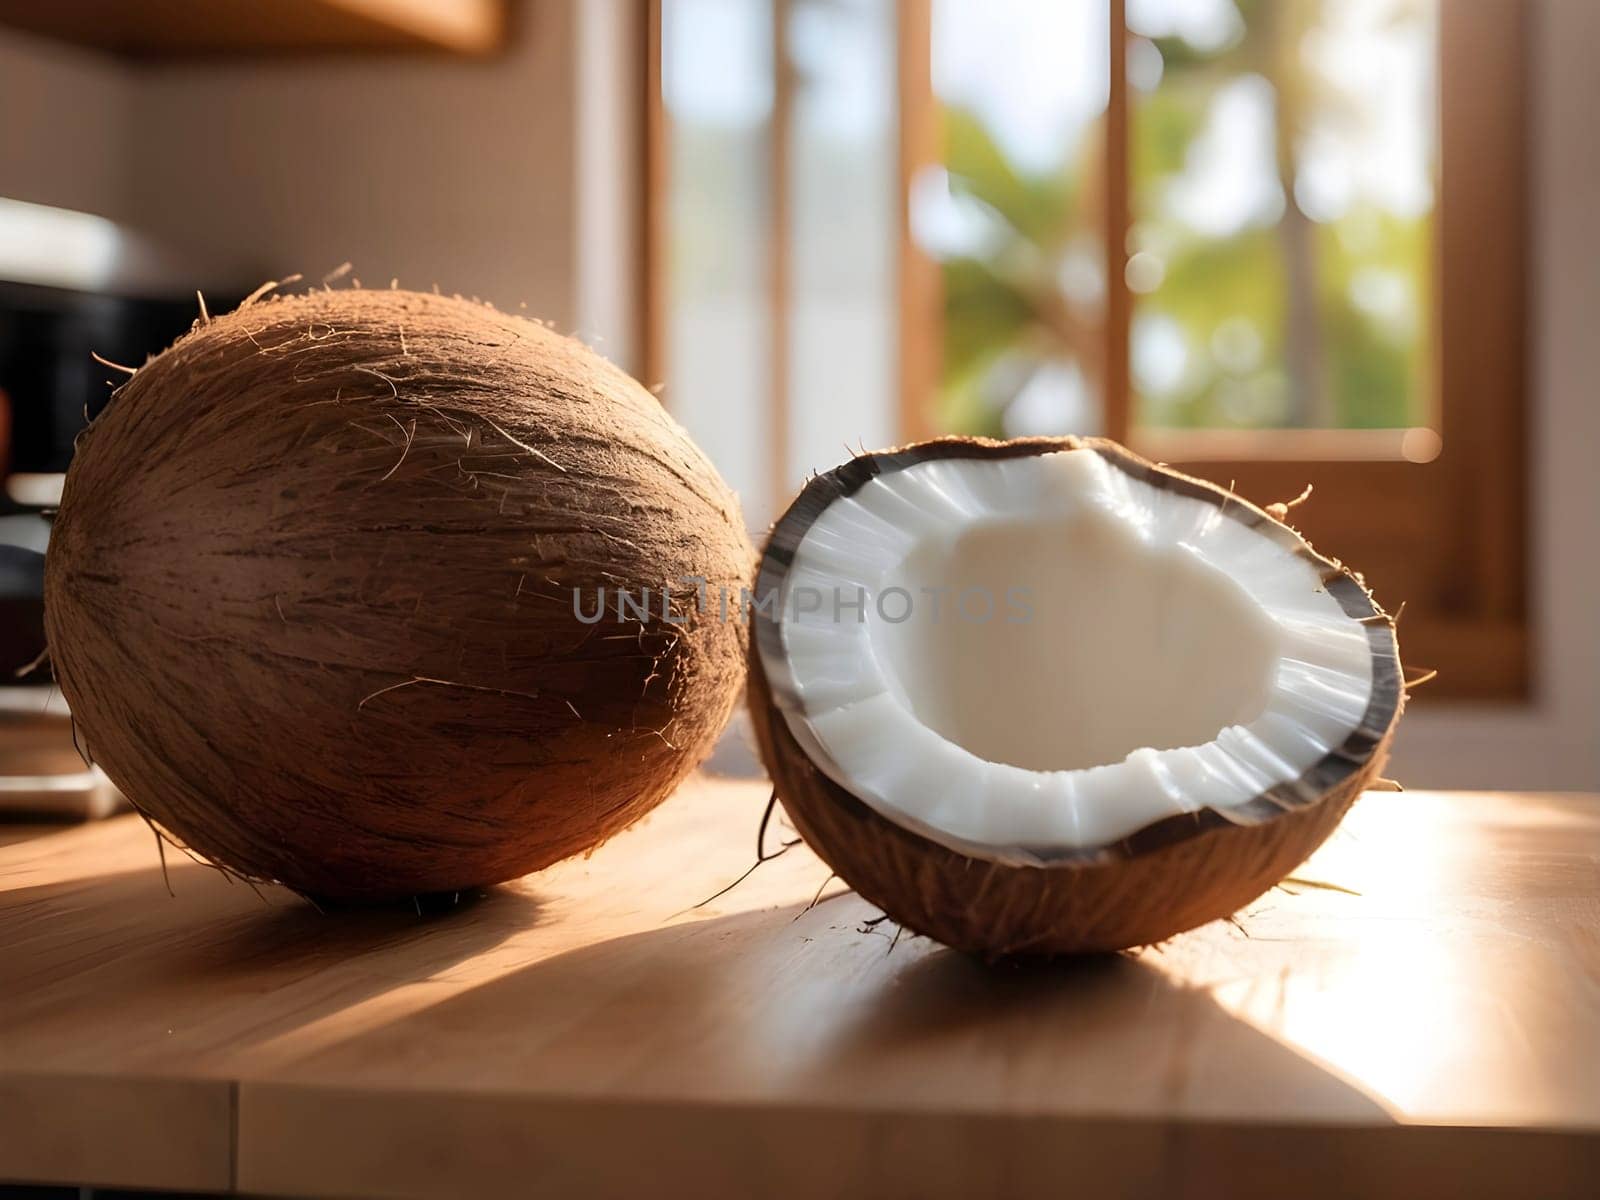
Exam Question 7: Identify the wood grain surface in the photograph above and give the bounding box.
[2,779,1598,1198]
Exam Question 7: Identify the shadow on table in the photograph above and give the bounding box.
[249,889,1395,1129]
[0,851,544,1065]
[0,820,1392,1128]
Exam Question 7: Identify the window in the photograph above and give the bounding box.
[650,0,1527,699]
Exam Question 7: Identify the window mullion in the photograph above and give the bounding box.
[769,0,793,516]
[1104,0,1132,444]
[897,0,936,444]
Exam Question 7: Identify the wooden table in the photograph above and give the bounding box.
[2,780,1598,1199]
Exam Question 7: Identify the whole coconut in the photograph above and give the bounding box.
[45,288,751,900]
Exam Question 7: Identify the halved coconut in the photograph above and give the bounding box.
[749,437,1403,956]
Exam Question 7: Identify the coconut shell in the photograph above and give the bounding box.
[46,288,752,901]
[749,436,1404,957]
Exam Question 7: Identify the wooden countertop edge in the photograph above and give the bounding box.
[0,1071,235,1194]
[235,1084,1600,1199]
[6,1071,1600,1198]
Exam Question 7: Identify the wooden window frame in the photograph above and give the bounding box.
[896,0,1528,700]
[650,0,1529,700]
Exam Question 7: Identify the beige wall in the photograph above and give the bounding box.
[0,0,643,357]
[126,3,579,324]
[0,31,130,218]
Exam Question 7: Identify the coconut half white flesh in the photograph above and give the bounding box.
[756,444,1394,865]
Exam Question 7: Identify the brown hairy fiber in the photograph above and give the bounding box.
[46,288,752,900]
[749,437,1403,958]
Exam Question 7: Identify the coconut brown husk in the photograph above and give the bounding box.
[46,287,753,901]
[748,436,1403,957]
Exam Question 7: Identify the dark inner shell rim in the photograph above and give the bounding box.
[753,436,1403,866]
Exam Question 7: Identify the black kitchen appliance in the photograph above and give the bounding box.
[0,279,221,676]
